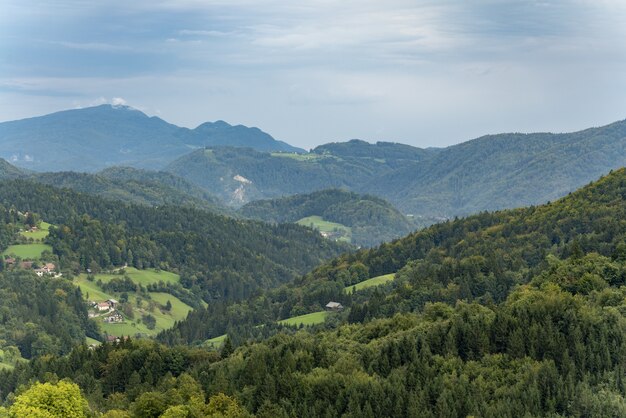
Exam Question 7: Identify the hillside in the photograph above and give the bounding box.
[167,120,626,219]
[367,119,626,216]
[2,169,625,416]
[0,180,349,305]
[32,168,226,213]
[0,105,303,172]
[166,146,418,206]
[240,189,416,247]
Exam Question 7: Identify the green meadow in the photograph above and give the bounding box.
[345,273,395,294]
[296,215,352,243]
[19,221,51,241]
[278,311,329,327]
[2,243,53,259]
[74,269,193,337]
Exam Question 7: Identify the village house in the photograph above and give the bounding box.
[96,302,111,312]
[104,311,124,323]
[325,301,344,312]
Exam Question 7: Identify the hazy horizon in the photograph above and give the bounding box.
[2,1,626,149]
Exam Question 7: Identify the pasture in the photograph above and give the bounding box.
[296,215,352,243]
[278,311,329,327]
[345,273,395,294]
[2,243,53,259]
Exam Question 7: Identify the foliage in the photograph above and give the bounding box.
[241,189,415,247]
[9,381,89,418]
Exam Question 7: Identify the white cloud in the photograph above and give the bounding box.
[111,97,128,106]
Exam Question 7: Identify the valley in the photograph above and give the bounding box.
[0,109,626,417]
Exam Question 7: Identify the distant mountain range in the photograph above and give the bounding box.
[2,105,626,219]
[167,121,626,217]
[0,105,303,172]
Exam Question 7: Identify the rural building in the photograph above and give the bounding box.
[104,311,124,323]
[4,257,15,266]
[107,299,118,308]
[96,302,111,312]
[325,301,344,311]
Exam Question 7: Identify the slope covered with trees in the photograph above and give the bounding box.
[1,170,625,416]
[167,120,626,219]
[240,189,416,247]
[0,180,348,304]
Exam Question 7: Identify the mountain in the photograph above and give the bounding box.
[240,189,417,247]
[0,105,303,172]
[190,120,303,153]
[168,120,626,218]
[367,119,626,216]
[166,145,421,206]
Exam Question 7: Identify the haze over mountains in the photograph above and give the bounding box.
[0,104,302,172]
[1,105,626,220]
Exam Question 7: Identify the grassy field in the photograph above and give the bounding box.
[19,221,51,240]
[74,270,193,338]
[2,243,53,259]
[278,311,329,326]
[345,273,395,294]
[78,267,180,286]
[85,337,101,346]
[270,152,326,162]
[296,216,352,243]
[204,334,227,349]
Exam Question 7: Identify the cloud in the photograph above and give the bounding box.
[111,97,128,106]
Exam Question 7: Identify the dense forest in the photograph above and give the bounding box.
[240,189,417,247]
[0,180,348,304]
[1,169,625,416]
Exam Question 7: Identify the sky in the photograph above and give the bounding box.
[1,0,626,149]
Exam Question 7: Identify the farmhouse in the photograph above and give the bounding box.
[104,311,124,323]
[96,302,111,312]
[325,301,344,311]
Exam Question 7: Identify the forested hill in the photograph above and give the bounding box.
[167,120,626,218]
[367,118,626,216]
[2,171,625,416]
[32,168,227,214]
[0,104,303,172]
[240,189,416,247]
[0,180,349,302]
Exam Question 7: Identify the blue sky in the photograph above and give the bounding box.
[1,0,626,149]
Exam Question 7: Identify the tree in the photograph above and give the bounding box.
[165,300,172,311]
[9,381,89,418]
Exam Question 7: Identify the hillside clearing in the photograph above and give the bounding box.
[296,215,351,243]
[2,243,52,259]
[278,311,329,327]
[345,273,395,293]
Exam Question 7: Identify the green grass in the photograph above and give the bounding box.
[278,311,329,326]
[19,221,51,240]
[2,243,52,259]
[270,152,326,162]
[74,271,193,338]
[296,215,352,243]
[204,334,227,348]
[345,273,395,294]
[79,267,180,286]
[85,337,101,346]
